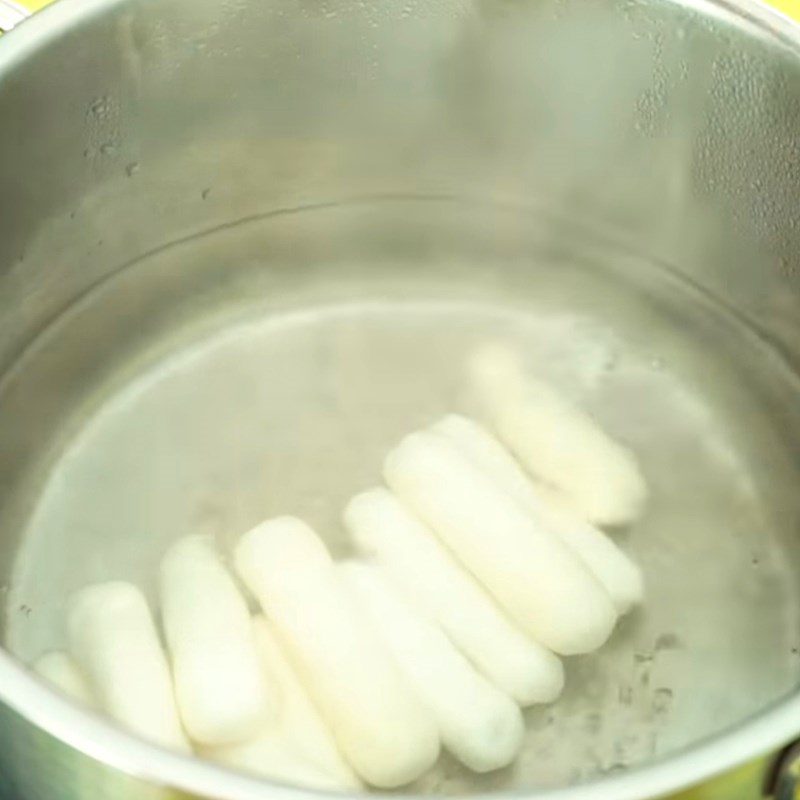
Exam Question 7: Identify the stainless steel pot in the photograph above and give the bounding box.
[2,0,800,798]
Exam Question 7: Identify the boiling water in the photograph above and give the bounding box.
[3,199,800,791]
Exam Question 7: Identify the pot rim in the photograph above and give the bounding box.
[2,0,800,797]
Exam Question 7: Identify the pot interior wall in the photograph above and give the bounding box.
[1,0,800,794]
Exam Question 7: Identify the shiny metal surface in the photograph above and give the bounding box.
[0,0,29,32]
[2,0,800,799]
[769,743,800,800]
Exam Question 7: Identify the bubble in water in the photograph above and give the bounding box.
[604,352,620,372]
[100,142,117,157]
[87,96,109,120]
[201,188,212,200]
[652,688,673,715]
[654,632,681,651]
[125,162,140,177]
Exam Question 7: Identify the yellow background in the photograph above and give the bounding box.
[770,0,800,16]
[17,0,50,11]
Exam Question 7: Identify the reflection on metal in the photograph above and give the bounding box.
[768,742,800,800]
[0,0,29,32]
